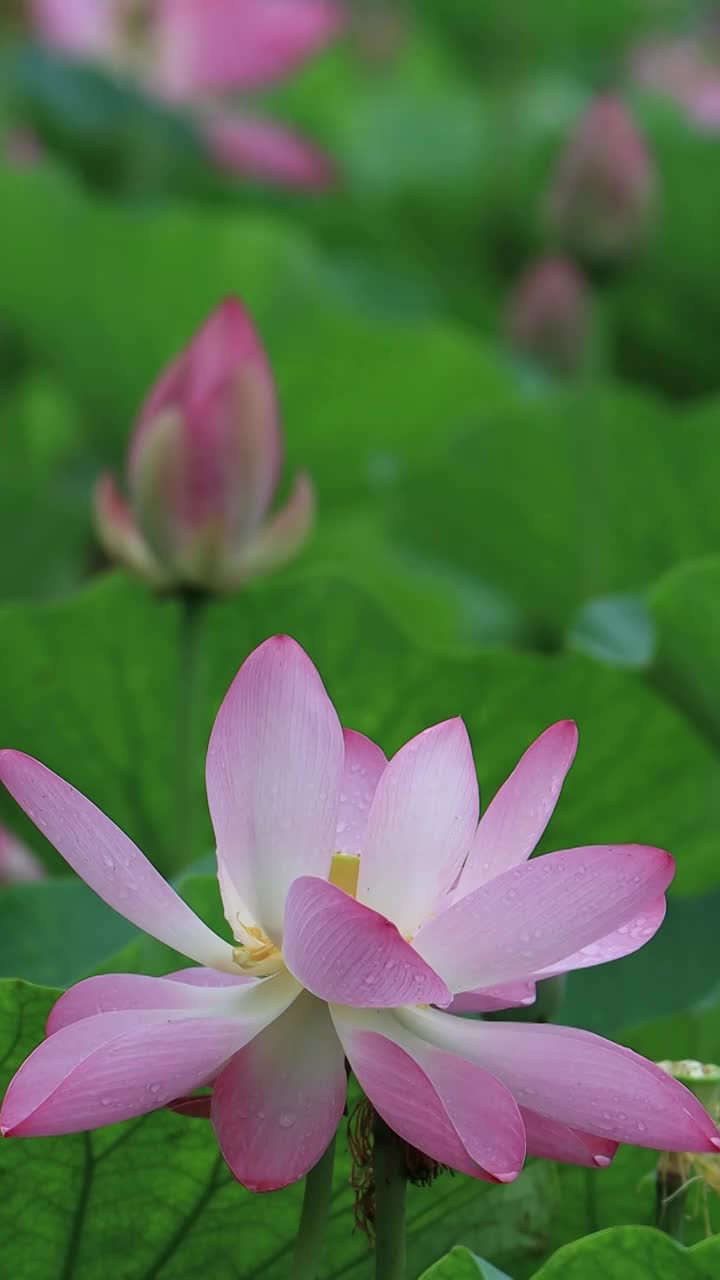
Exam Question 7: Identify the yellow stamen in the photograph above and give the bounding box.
[232,922,283,975]
[329,852,360,898]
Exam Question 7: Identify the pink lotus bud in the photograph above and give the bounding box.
[0,826,44,884]
[95,298,314,593]
[505,256,591,374]
[546,95,656,265]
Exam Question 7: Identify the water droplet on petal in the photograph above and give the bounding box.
[278,1111,296,1129]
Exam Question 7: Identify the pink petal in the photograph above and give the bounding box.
[414,844,674,994]
[332,1012,493,1179]
[284,876,451,1008]
[220,471,315,589]
[206,636,344,940]
[47,970,257,1035]
[31,0,118,58]
[3,974,299,1137]
[521,1108,618,1168]
[357,719,479,937]
[94,473,169,585]
[167,1092,212,1118]
[335,730,387,856]
[400,1008,720,1154]
[0,751,236,972]
[212,991,345,1191]
[202,113,335,190]
[533,896,667,980]
[3,1014,246,1138]
[458,722,578,896]
[449,982,536,1015]
[155,0,344,99]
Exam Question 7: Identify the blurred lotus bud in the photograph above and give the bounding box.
[0,826,44,884]
[95,298,314,593]
[546,95,656,266]
[505,256,591,375]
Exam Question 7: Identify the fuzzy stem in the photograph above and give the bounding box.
[374,1117,407,1280]
[656,1158,689,1244]
[176,589,206,870]
[290,1137,336,1280]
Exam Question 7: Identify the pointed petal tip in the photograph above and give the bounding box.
[494,1168,522,1183]
[710,1136,720,1151]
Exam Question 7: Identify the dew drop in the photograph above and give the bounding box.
[279,1111,296,1129]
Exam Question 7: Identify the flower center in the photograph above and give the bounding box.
[232,922,283,976]
[329,852,360,898]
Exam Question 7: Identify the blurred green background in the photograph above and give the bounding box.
[1,1,720,1277]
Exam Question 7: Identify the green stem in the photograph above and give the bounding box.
[290,1137,336,1280]
[176,589,206,871]
[374,1117,407,1280]
[656,1161,689,1244]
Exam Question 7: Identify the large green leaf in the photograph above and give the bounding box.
[393,386,720,631]
[0,372,91,602]
[0,880,135,987]
[531,1226,708,1280]
[650,557,720,750]
[0,979,556,1279]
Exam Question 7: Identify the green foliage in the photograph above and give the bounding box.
[531,1226,709,1279]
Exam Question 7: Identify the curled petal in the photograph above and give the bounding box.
[357,718,479,937]
[415,844,674,993]
[0,751,237,972]
[206,635,344,940]
[400,1008,720,1154]
[212,992,345,1191]
[203,113,336,189]
[521,1108,618,1168]
[458,721,578,896]
[284,876,451,1008]
[333,1007,523,1180]
[94,473,169,585]
[219,471,315,589]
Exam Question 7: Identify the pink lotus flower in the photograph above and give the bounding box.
[30,0,343,187]
[95,298,314,592]
[1,637,718,1190]
[505,255,591,375]
[546,94,656,264]
[0,825,44,884]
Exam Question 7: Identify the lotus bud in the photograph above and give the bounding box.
[95,297,314,593]
[505,255,591,374]
[546,95,656,266]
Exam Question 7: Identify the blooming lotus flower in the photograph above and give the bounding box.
[0,825,44,884]
[505,256,591,375]
[95,298,314,592]
[1,636,718,1191]
[30,0,343,187]
[546,95,656,265]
